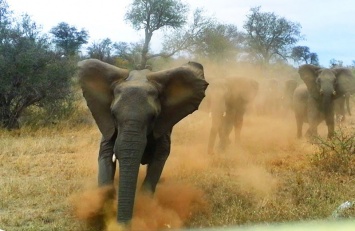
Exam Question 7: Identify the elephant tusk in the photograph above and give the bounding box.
[223,112,226,117]
[333,91,337,95]
[320,89,324,95]
[112,154,117,162]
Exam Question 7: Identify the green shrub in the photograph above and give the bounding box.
[310,127,355,175]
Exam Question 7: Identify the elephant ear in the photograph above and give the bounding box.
[298,64,321,98]
[78,59,129,140]
[333,67,355,96]
[147,62,208,138]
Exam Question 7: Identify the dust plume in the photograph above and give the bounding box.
[70,62,316,229]
[69,181,209,231]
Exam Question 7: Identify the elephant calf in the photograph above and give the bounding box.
[293,64,355,138]
[204,77,259,154]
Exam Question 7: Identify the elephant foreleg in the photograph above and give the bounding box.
[141,131,171,193]
[207,127,218,154]
[219,114,233,150]
[98,136,117,186]
[325,111,335,139]
[305,99,322,138]
[234,112,244,143]
[295,113,304,139]
[306,117,321,138]
[346,94,351,116]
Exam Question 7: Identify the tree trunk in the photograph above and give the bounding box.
[140,30,153,68]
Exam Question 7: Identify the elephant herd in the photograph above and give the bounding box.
[204,65,355,154]
[77,59,355,225]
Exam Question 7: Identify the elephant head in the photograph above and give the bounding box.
[78,59,208,224]
[298,64,355,137]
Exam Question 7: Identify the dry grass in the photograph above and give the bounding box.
[1,110,355,231]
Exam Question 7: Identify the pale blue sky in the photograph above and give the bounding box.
[6,0,355,67]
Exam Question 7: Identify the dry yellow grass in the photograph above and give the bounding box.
[1,109,355,231]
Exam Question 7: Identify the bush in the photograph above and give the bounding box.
[310,126,355,175]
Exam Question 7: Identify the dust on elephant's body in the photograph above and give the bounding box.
[293,64,355,139]
[78,59,208,224]
[203,77,259,154]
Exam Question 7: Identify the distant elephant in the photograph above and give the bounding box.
[204,77,258,154]
[293,64,355,138]
[334,92,351,122]
[282,79,298,111]
[78,59,208,224]
[254,78,282,115]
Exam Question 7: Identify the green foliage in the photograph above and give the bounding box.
[125,0,189,67]
[87,38,114,63]
[0,4,78,129]
[291,46,319,66]
[125,0,188,31]
[310,127,355,175]
[50,22,89,56]
[191,23,244,63]
[243,6,303,64]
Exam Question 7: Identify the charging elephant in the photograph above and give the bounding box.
[78,59,208,224]
[204,77,258,154]
[293,64,355,138]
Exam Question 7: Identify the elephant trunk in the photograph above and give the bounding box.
[115,121,147,224]
[322,93,333,113]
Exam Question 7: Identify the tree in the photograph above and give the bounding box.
[0,11,76,129]
[243,6,302,65]
[291,46,319,65]
[87,38,114,63]
[50,22,89,56]
[125,0,188,67]
[329,59,343,68]
[161,8,215,58]
[0,0,11,28]
[192,23,244,62]
[113,41,145,68]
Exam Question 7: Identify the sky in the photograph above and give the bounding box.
[6,0,355,67]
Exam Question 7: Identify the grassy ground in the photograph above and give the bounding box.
[1,110,354,231]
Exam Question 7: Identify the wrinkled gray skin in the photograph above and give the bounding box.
[334,92,351,122]
[78,59,208,224]
[293,64,355,139]
[203,77,259,154]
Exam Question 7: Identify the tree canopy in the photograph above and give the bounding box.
[291,46,319,65]
[243,6,303,64]
[50,22,89,56]
[0,1,77,129]
[125,0,189,67]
